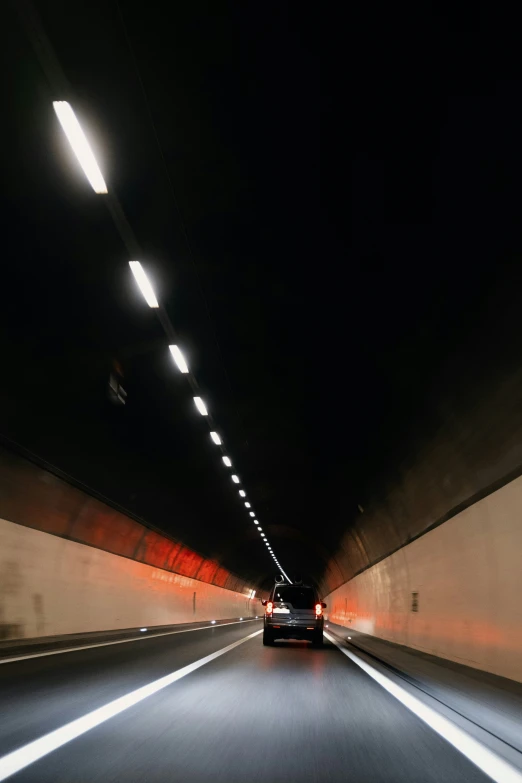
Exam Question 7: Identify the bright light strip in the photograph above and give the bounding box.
[129,261,159,308]
[323,633,522,783]
[169,345,189,374]
[193,397,208,416]
[222,456,232,467]
[258,526,262,531]
[0,629,263,782]
[239,490,246,497]
[245,502,251,508]
[231,475,240,484]
[210,432,221,445]
[53,101,107,194]
[254,521,259,526]
[261,534,266,538]
[249,512,255,517]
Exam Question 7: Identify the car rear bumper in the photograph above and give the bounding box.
[265,617,323,638]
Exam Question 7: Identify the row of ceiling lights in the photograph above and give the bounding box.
[53,100,292,584]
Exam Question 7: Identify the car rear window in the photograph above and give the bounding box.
[273,587,315,609]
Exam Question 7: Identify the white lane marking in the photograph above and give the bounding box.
[0,618,260,665]
[324,632,522,783]
[0,628,262,781]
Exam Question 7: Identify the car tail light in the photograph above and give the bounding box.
[315,603,322,617]
[266,601,273,615]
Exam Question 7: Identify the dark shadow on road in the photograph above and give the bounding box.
[270,640,338,652]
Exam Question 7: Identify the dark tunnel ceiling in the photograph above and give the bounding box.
[3,2,522,591]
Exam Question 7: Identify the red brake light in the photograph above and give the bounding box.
[266,601,273,615]
[315,603,322,617]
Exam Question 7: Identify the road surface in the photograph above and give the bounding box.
[0,620,490,782]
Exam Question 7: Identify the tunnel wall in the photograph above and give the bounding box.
[0,516,259,640]
[0,443,260,641]
[321,329,522,596]
[0,443,252,596]
[325,472,522,683]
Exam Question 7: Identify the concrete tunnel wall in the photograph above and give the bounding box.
[0,517,259,639]
[320,349,522,596]
[0,445,259,640]
[320,312,522,684]
[325,468,522,683]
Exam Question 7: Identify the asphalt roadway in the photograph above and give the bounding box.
[0,620,491,782]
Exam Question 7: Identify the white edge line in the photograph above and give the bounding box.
[324,632,522,783]
[0,618,260,665]
[0,628,262,782]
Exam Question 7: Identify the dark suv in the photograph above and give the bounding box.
[262,583,326,646]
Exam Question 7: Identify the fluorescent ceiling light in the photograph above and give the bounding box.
[129,262,159,308]
[169,345,189,373]
[249,512,255,517]
[231,475,240,484]
[222,456,232,467]
[210,432,221,445]
[53,101,107,193]
[239,490,246,498]
[193,397,208,416]
[245,502,251,508]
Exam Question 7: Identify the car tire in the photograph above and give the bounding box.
[263,628,274,646]
[312,631,323,647]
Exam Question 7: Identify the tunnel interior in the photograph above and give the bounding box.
[3,2,522,600]
[3,4,522,781]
